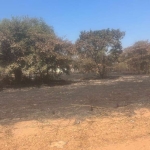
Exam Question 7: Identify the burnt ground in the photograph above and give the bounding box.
[0,74,150,150]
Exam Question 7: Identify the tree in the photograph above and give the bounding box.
[0,16,74,83]
[76,29,125,78]
[118,41,150,74]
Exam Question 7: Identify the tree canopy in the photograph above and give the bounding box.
[1,16,149,86]
[117,41,150,74]
[76,29,125,78]
[0,17,74,83]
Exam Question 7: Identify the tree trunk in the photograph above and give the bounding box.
[100,55,106,78]
[14,68,22,83]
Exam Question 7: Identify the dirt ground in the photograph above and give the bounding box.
[0,74,150,150]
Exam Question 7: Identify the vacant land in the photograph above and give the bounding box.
[0,74,150,150]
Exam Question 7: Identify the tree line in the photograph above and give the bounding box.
[0,17,149,85]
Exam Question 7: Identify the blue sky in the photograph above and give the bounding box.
[0,0,150,48]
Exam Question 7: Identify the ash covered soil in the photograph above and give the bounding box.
[0,74,150,150]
